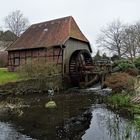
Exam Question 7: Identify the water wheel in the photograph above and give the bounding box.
[69,50,98,86]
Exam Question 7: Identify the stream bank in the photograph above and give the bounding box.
[0,74,63,95]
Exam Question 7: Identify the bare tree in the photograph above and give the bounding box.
[134,22,140,54]
[122,23,140,61]
[5,10,29,36]
[0,30,18,51]
[96,20,125,58]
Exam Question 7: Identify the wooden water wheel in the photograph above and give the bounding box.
[69,50,98,87]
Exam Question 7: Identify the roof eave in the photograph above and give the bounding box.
[6,44,62,51]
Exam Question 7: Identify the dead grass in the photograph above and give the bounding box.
[105,72,135,93]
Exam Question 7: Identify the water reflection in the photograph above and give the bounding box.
[0,94,96,140]
[0,93,140,140]
[0,121,34,140]
[83,105,140,140]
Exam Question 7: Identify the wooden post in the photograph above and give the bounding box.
[101,73,106,89]
[85,74,88,86]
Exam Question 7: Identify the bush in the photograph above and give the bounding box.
[17,59,61,79]
[111,54,120,61]
[112,59,138,76]
[0,51,8,67]
[124,68,139,76]
[134,57,140,73]
[105,72,135,93]
[113,59,135,71]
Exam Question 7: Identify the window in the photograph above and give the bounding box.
[14,57,20,66]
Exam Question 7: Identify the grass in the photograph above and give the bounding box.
[106,93,140,112]
[0,68,20,85]
[106,93,140,130]
[107,94,131,108]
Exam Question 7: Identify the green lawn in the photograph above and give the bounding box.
[0,68,20,85]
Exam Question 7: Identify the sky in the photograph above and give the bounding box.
[0,0,140,54]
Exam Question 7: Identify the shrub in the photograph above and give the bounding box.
[134,57,140,73]
[124,68,139,76]
[113,59,135,71]
[0,51,8,67]
[112,59,138,76]
[105,72,135,93]
[17,59,61,79]
[111,54,120,61]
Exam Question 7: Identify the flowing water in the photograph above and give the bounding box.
[0,91,140,140]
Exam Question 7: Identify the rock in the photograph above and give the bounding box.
[45,101,57,108]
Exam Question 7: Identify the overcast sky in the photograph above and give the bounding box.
[0,0,140,54]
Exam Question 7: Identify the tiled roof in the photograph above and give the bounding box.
[7,16,91,51]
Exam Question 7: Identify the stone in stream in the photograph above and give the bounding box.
[45,101,57,108]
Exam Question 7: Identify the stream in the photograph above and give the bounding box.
[0,89,140,140]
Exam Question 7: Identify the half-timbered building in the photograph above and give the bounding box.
[7,16,93,86]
